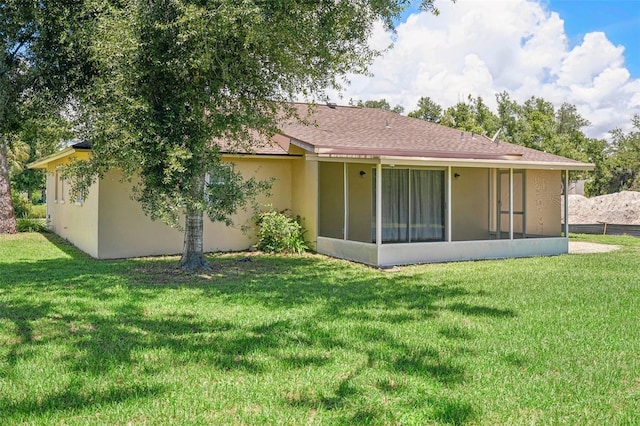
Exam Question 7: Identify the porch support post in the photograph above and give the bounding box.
[376,163,382,246]
[509,168,514,240]
[447,166,452,242]
[564,170,569,237]
[343,162,348,240]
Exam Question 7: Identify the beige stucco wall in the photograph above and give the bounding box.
[43,153,100,258]
[290,155,318,249]
[347,163,373,243]
[96,169,184,259]
[525,169,562,237]
[96,157,296,259]
[39,147,565,260]
[451,167,490,241]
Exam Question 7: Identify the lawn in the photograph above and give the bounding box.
[1,233,639,425]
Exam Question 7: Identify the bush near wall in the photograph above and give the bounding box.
[255,209,307,254]
[16,218,47,233]
[11,193,32,218]
[28,204,46,218]
[11,193,48,232]
[11,193,47,219]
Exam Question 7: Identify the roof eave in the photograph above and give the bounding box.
[28,147,92,170]
[380,155,595,171]
[287,137,317,153]
[311,153,595,171]
[221,153,303,160]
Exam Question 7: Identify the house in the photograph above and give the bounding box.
[29,103,594,267]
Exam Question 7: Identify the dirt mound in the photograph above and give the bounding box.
[568,191,640,225]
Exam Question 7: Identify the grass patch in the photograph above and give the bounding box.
[1,233,639,424]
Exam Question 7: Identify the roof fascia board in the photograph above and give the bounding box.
[378,156,594,171]
[288,137,316,153]
[314,147,525,160]
[305,154,381,164]
[28,147,91,169]
[309,153,594,171]
[222,153,302,160]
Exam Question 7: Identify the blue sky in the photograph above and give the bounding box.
[398,0,639,77]
[342,0,640,138]
[545,0,640,77]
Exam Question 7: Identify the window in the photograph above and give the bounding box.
[74,188,85,205]
[204,163,234,204]
[59,174,65,203]
[54,170,59,202]
[373,168,445,243]
[54,168,65,203]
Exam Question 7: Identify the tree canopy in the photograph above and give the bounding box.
[408,96,442,123]
[587,114,640,195]
[1,0,90,232]
[66,0,442,270]
[356,98,405,114]
[439,95,499,136]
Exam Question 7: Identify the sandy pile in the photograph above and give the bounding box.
[568,191,640,225]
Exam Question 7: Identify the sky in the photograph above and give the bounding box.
[327,0,640,140]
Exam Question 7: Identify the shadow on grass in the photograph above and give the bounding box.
[0,300,52,344]
[431,397,476,425]
[447,302,516,318]
[0,234,498,424]
[41,231,94,259]
[0,382,165,419]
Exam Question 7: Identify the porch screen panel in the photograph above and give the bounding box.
[411,170,445,241]
[381,169,409,242]
[318,162,344,239]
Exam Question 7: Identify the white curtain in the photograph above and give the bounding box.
[411,170,444,241]
[381,169,409,242]
[373,168,444,243]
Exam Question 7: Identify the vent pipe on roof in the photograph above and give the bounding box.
[326,102,337,109]
[385,119,391,128]
[491,128,502,144]
[460,131,464,140]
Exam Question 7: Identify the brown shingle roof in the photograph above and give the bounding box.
[277,103,592,167]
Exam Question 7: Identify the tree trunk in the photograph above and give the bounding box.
[179,206,212,271]
[0,138,17,234]
[179,172,211,271]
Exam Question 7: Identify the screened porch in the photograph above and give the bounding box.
[315,160,570,267]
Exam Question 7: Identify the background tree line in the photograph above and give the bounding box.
[367,94,640,196]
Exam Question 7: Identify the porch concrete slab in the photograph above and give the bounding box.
[568,241,620,254]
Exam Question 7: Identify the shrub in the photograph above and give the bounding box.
[29,203,47,219]
[11,193,47,218]
[255,210,307,254]
[17,218,48,233]
[11,193,31,218]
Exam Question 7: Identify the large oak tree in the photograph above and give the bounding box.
[71,0,443,270]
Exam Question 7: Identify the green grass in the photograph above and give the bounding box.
[1,233,639,425]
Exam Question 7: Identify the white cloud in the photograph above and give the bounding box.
[557,33,625,86]
[330,0,640,139]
